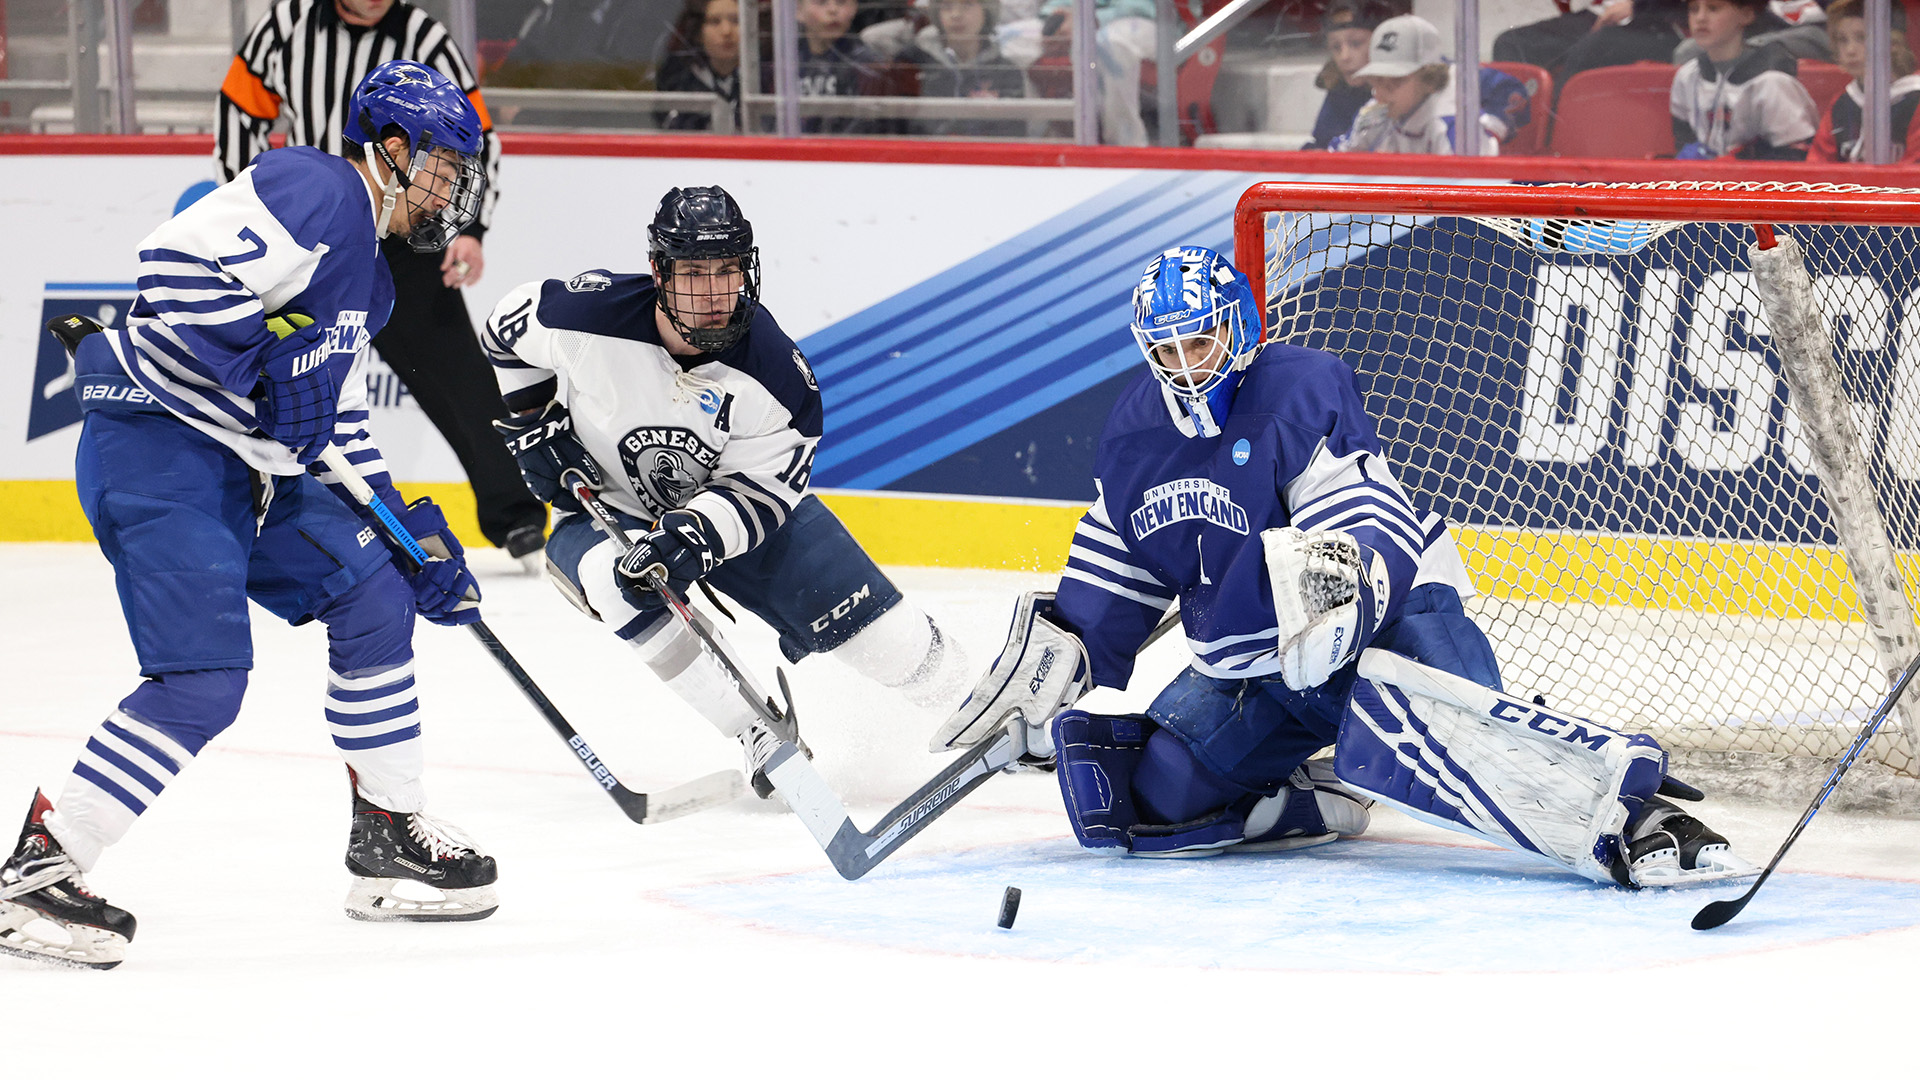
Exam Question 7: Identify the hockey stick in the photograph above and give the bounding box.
[1692,651,1920,931]
[316,445,745,824]
[565,472,1018,879]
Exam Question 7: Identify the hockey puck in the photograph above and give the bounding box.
[996,886,1022,929]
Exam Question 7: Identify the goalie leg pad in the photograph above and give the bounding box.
[1054,711,1151,850]
[1339,650,1666,884]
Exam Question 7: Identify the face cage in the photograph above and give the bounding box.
[656,251,762,352]
[1131,302,1245,400]
[375,136,487,253]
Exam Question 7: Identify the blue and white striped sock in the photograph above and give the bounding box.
[44,711,196,871]
[326,660,425,812]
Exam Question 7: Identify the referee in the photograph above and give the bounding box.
[216,0,549,564]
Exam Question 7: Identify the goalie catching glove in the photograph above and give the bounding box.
[1263,526,1392,690]
[933,591,1089,763]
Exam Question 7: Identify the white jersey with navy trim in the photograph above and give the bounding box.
[1054,345,1474,689]
[484,273,824,560]
[91,145,398,498]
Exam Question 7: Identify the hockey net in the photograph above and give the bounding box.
[1238,180,1920,805]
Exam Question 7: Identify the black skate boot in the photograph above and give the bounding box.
[343,772,498,922]
[1619,796,1758,887]
[0,790,135,969]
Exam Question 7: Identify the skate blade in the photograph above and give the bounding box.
[0,899,126,970]
[1233,831,1344,854]
[1629,845,1762,889]
[344,876,499,922]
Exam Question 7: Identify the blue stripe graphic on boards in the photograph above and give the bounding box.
[805,170,1261,491]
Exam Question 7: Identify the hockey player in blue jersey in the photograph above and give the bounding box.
[0,61,501,969]
[938,245,1756,888]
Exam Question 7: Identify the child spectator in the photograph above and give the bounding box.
[657,0,744,131]
[1674,0,1833,66]
[900,0,1030,138]
[1330,14,1501,155]
[1670,0,1818,159]
[1810,0,1920,161]
[1305,0,1404,150]
[793,0,895,133]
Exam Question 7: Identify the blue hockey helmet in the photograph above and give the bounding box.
[345,60,486,253]
[1130,246,1260,438]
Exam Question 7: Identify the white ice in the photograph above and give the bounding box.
[4,544,1919,1076]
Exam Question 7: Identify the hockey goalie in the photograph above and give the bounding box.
[936,244,1759,888]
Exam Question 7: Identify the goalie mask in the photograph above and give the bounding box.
[649,185,762,353]
[1131,246,1260,439]
[345,60,487,254]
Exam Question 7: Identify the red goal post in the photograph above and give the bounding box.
[1231,180,1920,788]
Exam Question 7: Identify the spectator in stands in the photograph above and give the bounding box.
[1330,14,1501,155]
[1810,0,1920,160]
[1034,0,1158,145]
[657,0,744,130]
[899,0,1030,138]
[1305,0,1405,150]
[1495,1,1689,107]
[793,0,897,133]
[1674,0,1833,66]
[1671,0,1819,159]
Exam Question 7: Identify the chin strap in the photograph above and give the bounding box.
[367,144,409,242]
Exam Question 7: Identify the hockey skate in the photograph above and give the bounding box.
[1617,797,1758,888]
[0,790,135,970]
[1235,759,1374,854]
[740,695,811,801]
[344,777,499,922]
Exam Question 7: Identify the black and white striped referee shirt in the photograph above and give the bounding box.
[216,0,501,234]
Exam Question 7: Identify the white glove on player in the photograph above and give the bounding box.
[1264,526,1390,691]
[933,591,1090,763]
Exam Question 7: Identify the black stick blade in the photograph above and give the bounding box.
[1692,894,1752,931]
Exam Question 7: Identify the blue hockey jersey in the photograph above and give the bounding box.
[84,145,397,497]
[1054,343,1475,689]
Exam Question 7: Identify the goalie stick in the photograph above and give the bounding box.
[1693,651,1920,930]
[565,471,1016,879]
[317,445,745,824]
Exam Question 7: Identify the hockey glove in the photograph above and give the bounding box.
[1675,142,1717,161]
[615,509,720,610]
[492,400,603,513]
[1263,527,1391,691]
[387,497,482,627]
[256,314,342,466]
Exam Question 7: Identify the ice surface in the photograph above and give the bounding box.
[4,544,1919,1074]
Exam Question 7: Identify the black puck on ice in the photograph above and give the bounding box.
[997,886,1022,929]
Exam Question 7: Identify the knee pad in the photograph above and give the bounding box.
[117,668,249,754]
[318,564,416,672]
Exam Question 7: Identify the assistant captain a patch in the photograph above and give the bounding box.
[1129,478,1249,539]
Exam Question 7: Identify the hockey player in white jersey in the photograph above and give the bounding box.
[938,245,1756,888]
[487,186,967,795]
[0,62,502,970]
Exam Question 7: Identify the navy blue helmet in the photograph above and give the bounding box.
[649,186,761,352]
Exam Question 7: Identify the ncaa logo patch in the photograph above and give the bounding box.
[1232,439,1251,465]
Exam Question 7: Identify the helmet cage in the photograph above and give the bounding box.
[653,250,761,353]
[368,129,486,254]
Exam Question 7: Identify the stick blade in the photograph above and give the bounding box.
[639,770,749,824]
[1691,895,1750,931]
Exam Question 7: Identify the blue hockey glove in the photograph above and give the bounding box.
[1675,142,1717,161]
[388,497,482,626]
[614,509,720,610]
[492,400,603,513]
[1263,527,1392,692]
[256,317,345,466]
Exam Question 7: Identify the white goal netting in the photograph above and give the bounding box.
[1252,181,1920,788]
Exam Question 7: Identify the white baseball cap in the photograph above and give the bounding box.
[1353,14,1444,79]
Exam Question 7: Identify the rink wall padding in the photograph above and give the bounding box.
[7,136,1920,580]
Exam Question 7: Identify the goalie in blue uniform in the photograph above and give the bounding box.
[937,245,1756,888]
[0,62,502,970]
